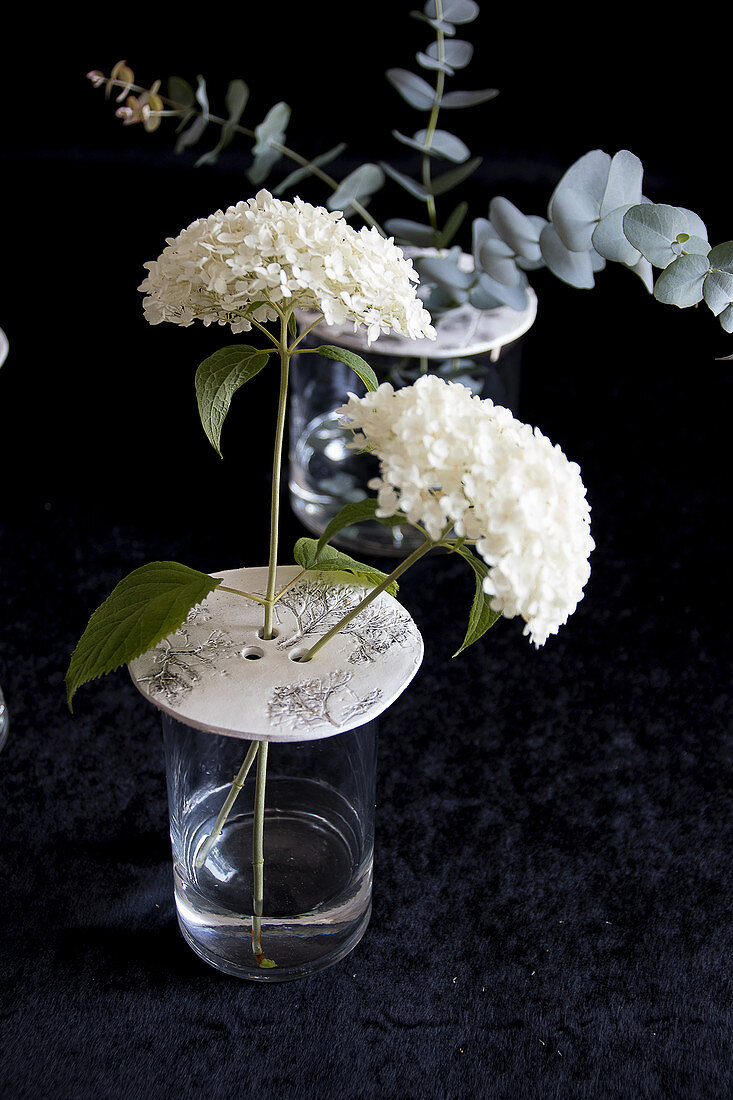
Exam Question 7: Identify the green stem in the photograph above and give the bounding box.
[263,312,291,639]
[195,740,259,868]
[217,585,268,606]
[422,0,446,242]
[251,741,269,963]
[299,536,437,663]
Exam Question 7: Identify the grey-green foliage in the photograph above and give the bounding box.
[152,4,731,336]
[402,143,731,335]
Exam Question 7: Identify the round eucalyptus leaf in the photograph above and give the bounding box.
[591,204,641,265]
[415,255,475,291]
[653,253,709,307]
[539,224,596,289]
[622,204,694,268]
[708,242,733,273]
[676,235,711,259]
[417,128,471,162]
[441,88,499,108]
[426,38,474,68]
[416,52,455,75]
[551,187,600,253]
[429,156,482,196]
[719,304,733,333]
[384,218,436,247]
[703,270,733,316]
[470,271,528,311]
[327,163,385,212]
[489,197,542,262]
[475,237,522,286]
[549,149,612,217]
[590,250,607,274]
[424,0,479,23]
[600,150,644,217]
[381,161,429,200]
[516,216,548,269]
[386,68,436,110]
[677,207,708,241]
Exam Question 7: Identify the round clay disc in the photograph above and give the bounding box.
[128,566,423,742]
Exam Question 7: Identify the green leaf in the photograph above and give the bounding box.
[315,499,406,559]
[293,538,399,596]
[313,345,378,392]
[66,562,222,709]
[452,546,502,656]
[195,345,270,456]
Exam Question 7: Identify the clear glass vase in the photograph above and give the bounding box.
[162,714,378,982]
[289,290,536,556]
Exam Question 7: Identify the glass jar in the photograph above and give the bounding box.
[289,290,536,556]
[163,714,377,982]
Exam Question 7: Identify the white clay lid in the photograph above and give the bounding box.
[128,566,423,742]
[296,251,537,360]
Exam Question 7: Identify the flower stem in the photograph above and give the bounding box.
[252,741,274,966]
[299,536,437,663]
[263,312,291,639]
[195,739,259,868]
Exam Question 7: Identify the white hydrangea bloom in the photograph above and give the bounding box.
[338,374,594,646]
[139,190,435,344]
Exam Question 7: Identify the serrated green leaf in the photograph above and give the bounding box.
[314,345,378,392]
[452,546,502,656]
[66,562,222,708]
[195,345,270,456]
[293,539,399,596]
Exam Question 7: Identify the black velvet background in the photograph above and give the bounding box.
[2,6,732,1097]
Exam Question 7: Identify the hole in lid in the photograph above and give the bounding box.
[288,647,310,662]
[242,646,264,661]
[256,627,279,640]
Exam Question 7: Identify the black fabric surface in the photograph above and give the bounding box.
[2,11,733,1097]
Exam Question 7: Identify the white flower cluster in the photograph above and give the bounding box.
[139,190,435,344]
[339,375,594,646]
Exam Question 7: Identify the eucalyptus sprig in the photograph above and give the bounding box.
[87,1,732,343]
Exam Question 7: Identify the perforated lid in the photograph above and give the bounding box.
[128,566,423,742]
